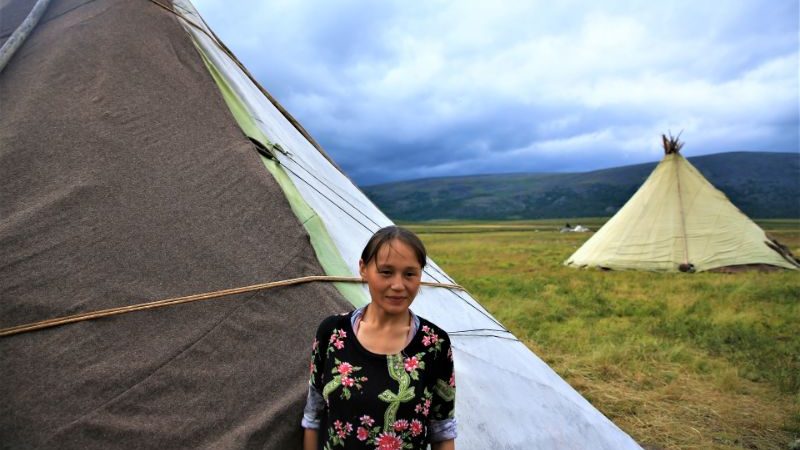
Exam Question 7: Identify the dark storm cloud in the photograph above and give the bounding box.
[194,0,799,185]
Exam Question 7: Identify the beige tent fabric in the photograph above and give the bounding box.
[565,153,799,272]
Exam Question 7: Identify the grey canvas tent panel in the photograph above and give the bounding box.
[0,0,352,447]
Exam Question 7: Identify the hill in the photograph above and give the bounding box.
[361,152,800,220]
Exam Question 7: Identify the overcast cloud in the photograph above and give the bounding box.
[193,0,799,185]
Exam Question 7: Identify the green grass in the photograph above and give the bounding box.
[407,218,800,450]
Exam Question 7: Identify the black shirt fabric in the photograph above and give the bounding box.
[309,311,456,449]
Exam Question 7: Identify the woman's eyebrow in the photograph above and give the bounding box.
[375,264,420,271]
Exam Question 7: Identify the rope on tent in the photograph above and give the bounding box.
[0,276,464,338]
[0,0,52,73]
[449,328,517,342]
[450,333,520,342]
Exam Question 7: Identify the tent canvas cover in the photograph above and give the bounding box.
[1,0,641,448]
[564,136,800,273]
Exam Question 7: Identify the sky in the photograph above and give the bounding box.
[192,0,799,186]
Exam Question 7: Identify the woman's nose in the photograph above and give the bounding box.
[390,276,404,290]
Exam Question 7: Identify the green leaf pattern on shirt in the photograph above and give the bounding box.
[378,354,416,431]
[322,375,342,401]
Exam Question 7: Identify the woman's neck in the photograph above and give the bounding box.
[356,304,412,355]
[362,303,410,329]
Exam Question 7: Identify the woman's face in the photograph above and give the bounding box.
[359,239,422,317]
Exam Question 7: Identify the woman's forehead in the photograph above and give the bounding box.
[375,240,421,267]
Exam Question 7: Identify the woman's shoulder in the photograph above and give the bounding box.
[414,314,451,342]
[315,310,354,335]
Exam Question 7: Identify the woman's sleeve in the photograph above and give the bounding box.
[429,330,457,442]
[301,320,328,429]
[301,386,324,429]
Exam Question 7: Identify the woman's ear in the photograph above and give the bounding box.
[358,259,366,278]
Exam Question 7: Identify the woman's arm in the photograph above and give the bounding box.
[303,428,318,450]
[432,438,455,450]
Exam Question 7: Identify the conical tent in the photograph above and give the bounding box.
[1,0,641,448]
[565,136,799,272]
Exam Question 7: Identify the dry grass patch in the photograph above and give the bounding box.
[410,218,800,450]
[548,347,795,450]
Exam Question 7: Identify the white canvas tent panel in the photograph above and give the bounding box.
[174,1,642,448]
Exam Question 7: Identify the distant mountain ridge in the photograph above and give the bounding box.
[361,152,800,220]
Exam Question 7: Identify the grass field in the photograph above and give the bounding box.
[404,218,800,450]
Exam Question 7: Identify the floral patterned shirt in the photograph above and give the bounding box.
[306,311,456,449]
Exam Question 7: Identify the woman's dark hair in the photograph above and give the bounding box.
[360,226,427,269]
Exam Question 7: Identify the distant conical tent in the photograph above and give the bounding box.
[565,135,800,272]
[1,0,642,449]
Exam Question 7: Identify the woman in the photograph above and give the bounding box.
[302,226,456,450]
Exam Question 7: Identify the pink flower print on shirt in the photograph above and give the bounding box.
[402,352,426,380]
[328,329,347,353]
[410,419,423,437]
[357,427,369,441]
[414,388,433,417]
[421,325,443,354]
[449,372,456,387]
[308,338,321,383]
[392,419,409,432]
[403,356,419,372]
[376,431,403,450]
[333,420,353,439]
[328,358,368,400]
[337,362,353,376]
[359,415,375,427]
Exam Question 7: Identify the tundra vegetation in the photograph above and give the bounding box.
[406,218,799,450]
